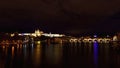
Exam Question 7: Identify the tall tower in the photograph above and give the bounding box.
[35,29,43,36]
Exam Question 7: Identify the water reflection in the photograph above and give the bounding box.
[44,44,63,65]
[12,46,14,59]
[0,42,119,68]
[93,42,98,68]
[33,44,41,67]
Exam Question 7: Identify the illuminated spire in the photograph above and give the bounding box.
[35,29,43,36]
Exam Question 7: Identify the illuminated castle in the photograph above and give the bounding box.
[18,29,65,37]
[35,29,43,36]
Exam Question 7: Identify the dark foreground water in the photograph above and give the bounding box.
[0,42,120,68]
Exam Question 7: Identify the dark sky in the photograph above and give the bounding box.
[0,0,120,35]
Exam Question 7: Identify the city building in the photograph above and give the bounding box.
[18,29,65,37]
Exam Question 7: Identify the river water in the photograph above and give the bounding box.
[0,42,120,68]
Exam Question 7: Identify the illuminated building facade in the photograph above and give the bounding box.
[18,29,65,37]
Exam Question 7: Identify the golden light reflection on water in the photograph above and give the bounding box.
[17,44,19,48]
[33,44,41,66]
[53,44,63,64]
[2,46,5,52]
[45,44,63,64]
[12,46,14,59]
[0,41,120,68]
[20,44,22,48]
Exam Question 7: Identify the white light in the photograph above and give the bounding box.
[11,34,15,37]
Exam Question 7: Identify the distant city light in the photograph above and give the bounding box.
[2,29,118,44]
[18,29,65,37]
[113,35,118,41]
[107,35,110,37]
[10,34,15,37]
[94,35,97,38]
[37,41,41,44]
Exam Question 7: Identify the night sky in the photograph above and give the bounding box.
[0,0,120,35]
